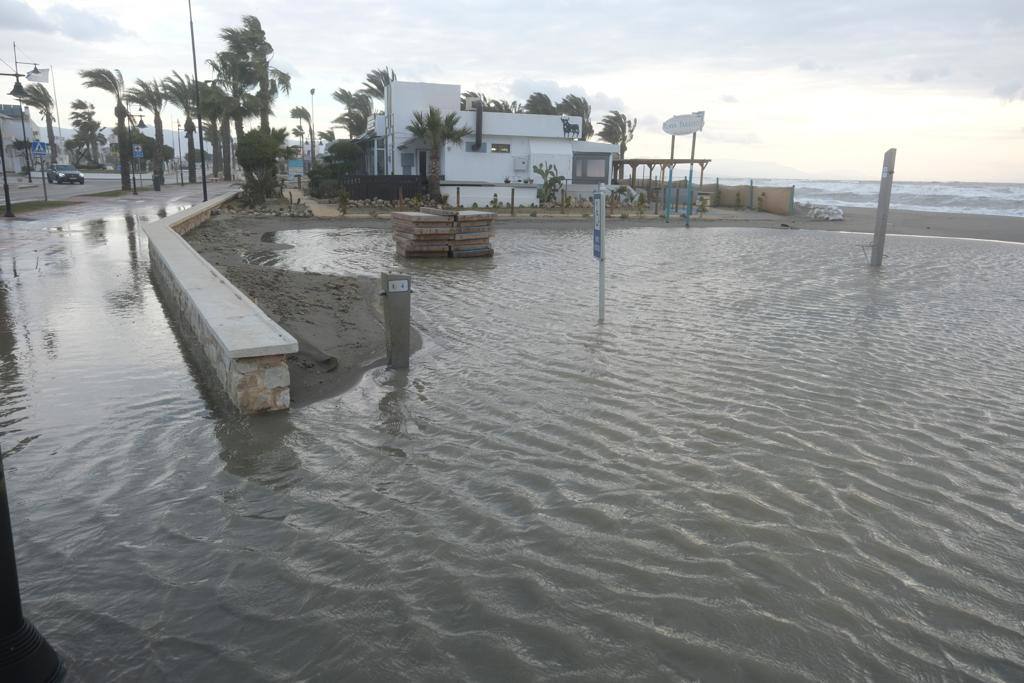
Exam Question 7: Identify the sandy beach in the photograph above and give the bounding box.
[186,215,421,406]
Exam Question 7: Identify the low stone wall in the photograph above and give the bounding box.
[143,191,299,413]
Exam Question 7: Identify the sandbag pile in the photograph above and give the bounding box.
[391,208,496,258]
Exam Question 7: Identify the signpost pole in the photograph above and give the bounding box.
[685,131,697,228]
[869,148,897,267]
[32,142,48,202]
[664,135,675,223]
[593,186,606,323]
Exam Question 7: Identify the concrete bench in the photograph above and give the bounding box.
[142,191,298,412]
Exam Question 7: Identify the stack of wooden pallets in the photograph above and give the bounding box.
[391,208,496,258]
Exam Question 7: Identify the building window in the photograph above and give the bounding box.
[572,153,609,184]
[490,143,511,153]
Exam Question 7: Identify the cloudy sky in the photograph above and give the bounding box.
[4,0,1022,181]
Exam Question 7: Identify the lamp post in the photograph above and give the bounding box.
[175,119,183,185]
[6,78,31,183]
[2,68,31,217]
[0,447,65,682]
[127,106,146,196]
[1,116,14,218]
[188,0,208,201]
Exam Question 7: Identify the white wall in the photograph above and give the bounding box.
[442,183,539,208]
[386,81,460,175]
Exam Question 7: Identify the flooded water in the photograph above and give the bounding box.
[3,209,1024,680]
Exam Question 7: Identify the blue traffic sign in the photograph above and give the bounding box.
[132,144,144,159]
[593,210,603,260]
[31,140,47,157]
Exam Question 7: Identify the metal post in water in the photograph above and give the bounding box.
[380,273,412,368]
[0,447,65,682]
[593,187,606,323]
[869,148,897,267]
[684,131,696,227]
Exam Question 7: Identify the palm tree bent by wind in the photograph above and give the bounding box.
[162,71,197,183]
[80,68,131,191]
[21,84,58,165]
[127,79,167,189]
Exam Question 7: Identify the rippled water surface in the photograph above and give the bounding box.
[4,213,1024,680]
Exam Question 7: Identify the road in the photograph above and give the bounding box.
[8,175,201,204]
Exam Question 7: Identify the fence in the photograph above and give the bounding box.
[713,180,795,216]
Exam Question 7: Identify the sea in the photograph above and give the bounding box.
[719,178,1024,218]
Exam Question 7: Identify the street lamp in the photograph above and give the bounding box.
[7,79,33,184]
[1,67,32,217]
[188,0,208,201]
[0,447,65,681]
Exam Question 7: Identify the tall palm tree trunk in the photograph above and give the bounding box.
[90,139,99,166]
[206,123,222,179]
[153,112,164,190]
[259,76,270,133]
[115,106,131,191]
[184,116,196,183]
[429,149,441,200]
[45,114,57,165]
[221,116,233,181]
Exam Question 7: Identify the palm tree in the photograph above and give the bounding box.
[525,92,557,115]
[598,111,637,157]
[199,81,230,180]
[331,88,373,138]
[127,79,166,189]
[80,68,131,190]
[318,129,335,143]
[557,94,592,140]
[162,71,196,183]
[290,105,311,162]
[69,99,104,165]
[209,52,256,167]
[360,66,395,103]
[405,105,473,201]
[219,16,290,133]
[21,84,58,165]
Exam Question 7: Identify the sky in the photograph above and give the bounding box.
[3,0,1023,182]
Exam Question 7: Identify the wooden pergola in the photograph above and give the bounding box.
[613,158,713,191]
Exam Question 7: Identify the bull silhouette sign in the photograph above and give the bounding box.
[561,115,580,139]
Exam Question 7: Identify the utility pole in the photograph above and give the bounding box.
[188,0,208,201]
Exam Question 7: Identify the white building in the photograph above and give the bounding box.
[1,103,43,175]
[362,81,617,206]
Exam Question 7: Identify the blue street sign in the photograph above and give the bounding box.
[132,144,144,159]
[31,141,47,157]
[593,211,602,260]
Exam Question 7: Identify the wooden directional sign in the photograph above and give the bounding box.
[663,111,705,136]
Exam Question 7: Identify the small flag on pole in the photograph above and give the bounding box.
[27,68,49,83]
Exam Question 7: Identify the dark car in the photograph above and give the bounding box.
[47,164,85,184]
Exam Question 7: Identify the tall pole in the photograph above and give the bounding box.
[50,66,62,163]
[0,447,65,681]
[188,0,208,201]
[309,88,316,167]
[175,120,183,184]
[664,134,675,223]
[1,122,14,217]
[869,148,897,267]
[684,131,696,228]
[12,44,31,183]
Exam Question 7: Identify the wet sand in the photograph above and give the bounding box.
[186,215,420,406]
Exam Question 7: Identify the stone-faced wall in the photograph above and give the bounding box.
[144,191,297,414]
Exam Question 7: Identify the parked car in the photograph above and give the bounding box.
[47,164,85,184]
